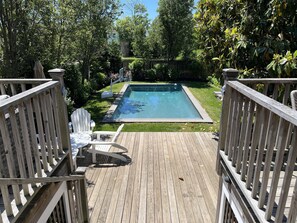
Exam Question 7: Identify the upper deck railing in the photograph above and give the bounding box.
[0,79,52,96]
[0,70,87,222]
[217,69,297,222]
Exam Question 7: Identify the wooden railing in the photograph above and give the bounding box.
[0,79,52,96]
[0,175,88,222]
[239,78,297,106]
[218,79,297,222]
[0,78,77,222]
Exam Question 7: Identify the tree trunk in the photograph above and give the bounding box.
[82,58,90,84]
[0,0,19,77]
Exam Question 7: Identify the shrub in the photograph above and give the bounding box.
[266,50,297,78]
[90,72,109,91]
[207,75,220,87]
[168,68,180,81]
[144,68,157,82]
[188,60,207,81]
[128,59,144,80]
[154,63,169,81]
[72,80,92,107]
[63,63,91,107]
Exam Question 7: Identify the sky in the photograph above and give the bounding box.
[120,0,199,22]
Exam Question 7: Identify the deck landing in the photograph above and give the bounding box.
[83,132,219,223]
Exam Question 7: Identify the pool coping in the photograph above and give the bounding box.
[102,83,213,123]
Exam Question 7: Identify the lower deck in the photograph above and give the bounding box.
[82,132,219,223]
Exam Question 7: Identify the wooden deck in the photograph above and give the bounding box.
[84,132,219,223]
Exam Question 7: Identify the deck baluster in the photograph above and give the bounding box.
[231,93,244,167]
[265,119,291,220]
[246,105,262,189]
[275,126,297,222]
[240,101,255,181]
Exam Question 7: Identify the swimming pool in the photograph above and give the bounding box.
[103,84,212,123]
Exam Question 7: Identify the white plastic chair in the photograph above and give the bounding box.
[69,108,95,134]
[69,108,128,163]
[69,108,95,160]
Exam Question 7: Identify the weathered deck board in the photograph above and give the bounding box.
[85,132,219,223]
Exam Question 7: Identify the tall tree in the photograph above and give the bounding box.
[116,3,149,57]
[130,3,149,57]
[0,0,120,79]
[73,0,120,82]
[158,0,194,61]
[0,0,55,77]
[0,0,20,77]
[146,17,164,58]
[116,17,134,56]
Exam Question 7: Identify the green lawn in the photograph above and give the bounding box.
[84,81,222,132]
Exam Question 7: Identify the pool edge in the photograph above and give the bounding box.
[181,85,213,123]
[102,83,129,122]
[102,83,213,123]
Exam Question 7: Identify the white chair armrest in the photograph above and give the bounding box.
[89,141,128,152]
[93,131,116,135]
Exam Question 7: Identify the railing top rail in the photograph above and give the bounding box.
[0,175,85,185]
[0,81,59,112]
[228,80,297,126]
[0,79,52,84]
[239,78,297,84]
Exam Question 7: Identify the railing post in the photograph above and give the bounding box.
[216,68,239,175]
[48,68,67,97]
[48,68,74,171]
[215,68,240,223]
[80,178,89,222]
[221,68,239,95]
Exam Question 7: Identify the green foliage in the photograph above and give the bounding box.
[187,60,208,81]
[0,0,58,77]
[72,0,120,82]
[158,0,195,61]
[63,63,83,105]
[154,63,169,81]
[90,72,109,91]
[131,4,149,57]
[146,18,165,58]
[144,69,157,82]
[207,75,221,87]
[63,63,91,107]
[116,3,149,58]
[128,58,145,80]
[126,59,207,82]
[194,0,297,78]
[115,17,134,43]
[168,68,180,81]
[90,40,122,77]
[0,0,120,83]
[266,50,297,77]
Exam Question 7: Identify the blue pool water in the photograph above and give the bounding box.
[111,84,202,120]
